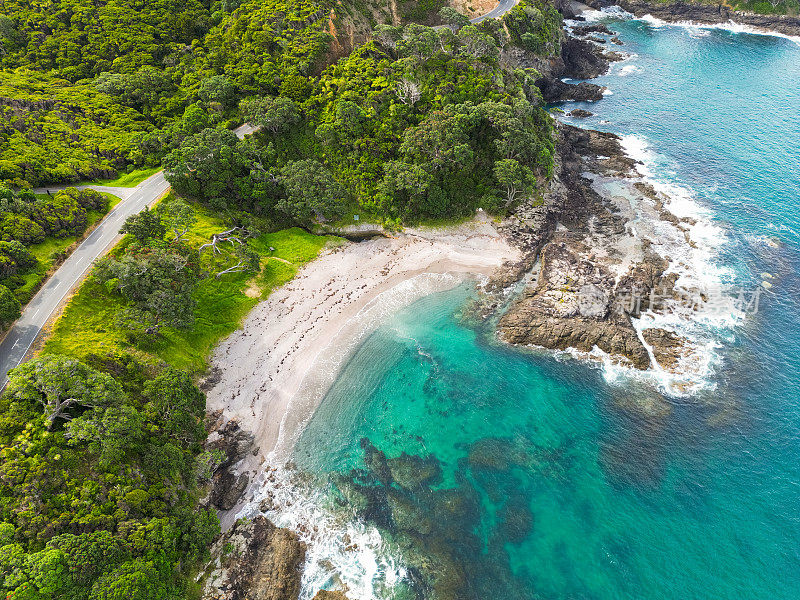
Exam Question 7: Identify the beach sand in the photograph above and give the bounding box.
[205,213,519,513]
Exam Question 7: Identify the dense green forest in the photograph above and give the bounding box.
[0,0,563,595]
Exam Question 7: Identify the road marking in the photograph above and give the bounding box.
[11,338,19,349]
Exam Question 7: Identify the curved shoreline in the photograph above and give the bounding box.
[204,215,520,525]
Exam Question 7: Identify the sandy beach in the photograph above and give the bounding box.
[204,213,519,487]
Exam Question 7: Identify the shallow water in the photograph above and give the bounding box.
[289,16,800,600]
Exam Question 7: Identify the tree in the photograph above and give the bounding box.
[395,78,421,105]
[143,369,205,446]
[120,207,166,245]
[6,355,124,430]
[88,559,173,600]
[278,160,346,225]
[94,250,198,333]
[196,226,259,277]
[0,213,45,245]
[163,128,267,210]
[198,75,235,109]
[0,284,20,327]
[31,194,87,237]
[0,240,36,277]
[396,23,440,62]
[493,158,535,205]
[46,532,129,590]
[400,105,475,170]
[457,25,500,61]
[65,405,145,466]
[240,96,299,134]
[156,196,196,241]
[95,68,175,115]
[439,7,471,31]
[60,187,108,211]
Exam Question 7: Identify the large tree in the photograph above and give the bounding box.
[94,249,198,333]
[6,355,124,430]
[163,129,272,211]
[240,96,299,134]
[0,240,36,277]
[278,160,346,225]
[0,284,20,327]
[120,207,166,246]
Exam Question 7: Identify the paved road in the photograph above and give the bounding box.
[0,171,170,387]
[0,124,256,388]
[471,0,517,23]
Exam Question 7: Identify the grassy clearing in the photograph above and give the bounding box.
[90,167,161,187]
[44,199,336,374]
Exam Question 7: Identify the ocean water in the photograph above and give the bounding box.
[284,16,800,600]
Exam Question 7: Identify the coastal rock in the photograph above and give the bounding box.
[211,470,250,511]
[538,78,606,103]
[585,0,800,37]
[497,242,652,369]
[561,37,614,79]
[641,327,689,371]
[489,122,696,372]
[569,109,594,118]
[203,417,258,511]
[207,418,257,468]
[201,516,307,600]
[573,23,614,36]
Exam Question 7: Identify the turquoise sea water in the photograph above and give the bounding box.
[292,18,800,600]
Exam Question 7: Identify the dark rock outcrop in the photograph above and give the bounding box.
[489,123,692,371]
[539,78,606,103]
[569,108,594,118]
[205,413,257,511]
[202,516,307,600]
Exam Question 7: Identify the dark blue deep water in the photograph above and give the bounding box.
[293,17,800,600]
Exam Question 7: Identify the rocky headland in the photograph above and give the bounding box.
[198,13,716,600]
[582,0,800,37]
[478,123,696,374]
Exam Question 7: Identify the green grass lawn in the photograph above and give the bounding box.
[44,199,336,374]
[13,192,122,305]
[90,167,161,187]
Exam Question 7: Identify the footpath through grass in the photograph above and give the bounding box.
[44,200,335,373]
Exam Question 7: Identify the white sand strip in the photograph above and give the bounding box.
[205,215,519,471]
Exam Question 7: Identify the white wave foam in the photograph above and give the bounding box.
[639,13,800,45]
[617,64,642,76]
[575,135,746,396]
[574,5,633,23]
[236,464,408,600]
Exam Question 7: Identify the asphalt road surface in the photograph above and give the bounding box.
[0,125,255,388]
[0,172,169,387]
[471,0,517,23]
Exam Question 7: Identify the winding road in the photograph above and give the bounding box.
[471,0,517,23]
[0,125,254,387]
[0,0,520,387]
